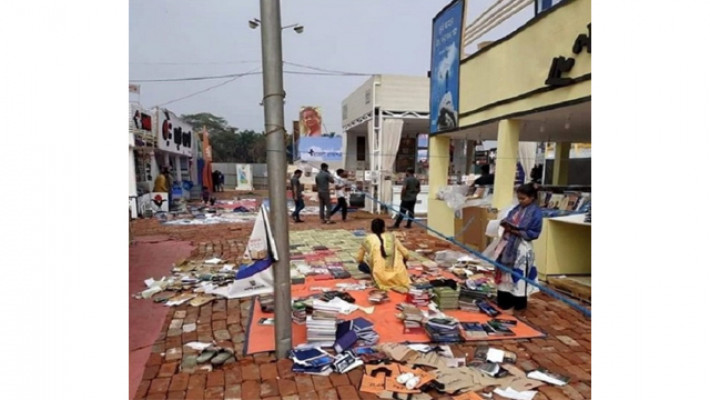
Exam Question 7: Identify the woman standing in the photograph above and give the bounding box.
[356,218,411,291]
[495,183,543,313]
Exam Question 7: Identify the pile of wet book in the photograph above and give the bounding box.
[306,310,338,347]
[292,300,307,324]
[424,317,462,343]
[334,317,379,353]
[367,289,389,304]
[458,291,480,312]
[396,303,426,334]
[406,287,432,307]
[290,347,335,375]
[433,286,460,310]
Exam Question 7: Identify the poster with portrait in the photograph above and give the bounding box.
[236,164,253,191]
[299,106,324,137]
[430,0,464,134]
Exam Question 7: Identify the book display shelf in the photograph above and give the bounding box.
[533,186,591,280]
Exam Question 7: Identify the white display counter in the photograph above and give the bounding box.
[391,185,429,216]
[533,213,591,280]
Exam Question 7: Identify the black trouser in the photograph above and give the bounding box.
[329,197,348,221]
[318,192,331,221]
[292,198,305,220]
[358,262,371,274]
[394,200,416,227]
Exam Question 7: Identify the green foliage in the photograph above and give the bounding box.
[181,112,268,163]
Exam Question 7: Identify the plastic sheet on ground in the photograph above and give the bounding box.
[161,211,258,225]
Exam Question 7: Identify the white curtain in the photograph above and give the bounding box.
[518,142,537,183]
[381,119,404,173]
[366,120,376,212]
[380,119,404,209]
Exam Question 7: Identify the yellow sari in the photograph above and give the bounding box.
[356,232,411,290]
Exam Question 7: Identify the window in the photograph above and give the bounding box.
[416,134,428,173]
[356,136,366,161]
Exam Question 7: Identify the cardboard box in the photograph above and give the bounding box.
[455,206,498,252]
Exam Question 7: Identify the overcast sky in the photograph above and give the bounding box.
[129,0,533,134]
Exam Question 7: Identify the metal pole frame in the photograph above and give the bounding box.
[259,0,292,359]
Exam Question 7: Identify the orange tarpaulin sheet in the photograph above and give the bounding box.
[201,127,213,192]
[243,275,545,355]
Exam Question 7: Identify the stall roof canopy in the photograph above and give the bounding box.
[445,99,590,143]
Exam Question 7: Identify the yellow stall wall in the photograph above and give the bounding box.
[459,0,591,126]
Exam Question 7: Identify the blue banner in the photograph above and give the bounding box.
[430,0,464,134]
[298,136,343,162]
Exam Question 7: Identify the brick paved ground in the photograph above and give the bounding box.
[130,191,591,400]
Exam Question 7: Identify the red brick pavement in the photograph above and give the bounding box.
[130,192,591,399]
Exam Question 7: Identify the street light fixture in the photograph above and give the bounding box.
[248,18,304,33]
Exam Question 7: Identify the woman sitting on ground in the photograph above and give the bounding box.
[356,218,411,291]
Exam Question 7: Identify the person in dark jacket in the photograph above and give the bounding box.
[315,163,335,224]
[391,168,420,229]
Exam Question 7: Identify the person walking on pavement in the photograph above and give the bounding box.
[290,169,305,223]
[391,168,420,229]
[315,163,335,224]
[329,169,350,221]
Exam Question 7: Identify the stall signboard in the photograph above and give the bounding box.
[157,109,193,157]
[430,0,465,134]
[137,192,169,215]
[130,104,153,134]
[299,135,343,162]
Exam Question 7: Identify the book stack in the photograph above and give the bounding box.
[306,310,338,347]
[292,301,307,325]
[460,322,488,340]
[368,290,389,304]
[484,319,516,337]
[433,286,460,310]
[463,277,497,298]
[291,269,306,285]
[406,288,432,307]
[290,347,334,375]
[424,317,462,343]
[476,300,501,317]
[527,368,571,386]
[350,317,379,346]
[422,260,440,274]
[457,290,480,312]
[328,266,351,279]
[396,303,426,334]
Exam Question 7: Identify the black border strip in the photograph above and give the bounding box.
[460,73,591,119]
[242,296,257,356]
[431,95,591,137]
[461,0,577,63]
